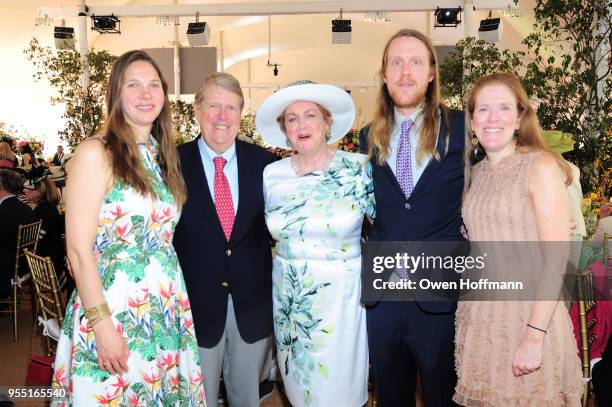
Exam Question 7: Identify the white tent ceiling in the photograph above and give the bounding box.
[0,0,537,142]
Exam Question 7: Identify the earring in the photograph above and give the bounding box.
[285,137,293,148]
[326,131,331,142]
[471,134,480,160]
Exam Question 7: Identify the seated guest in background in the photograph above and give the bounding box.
[51,145,65,166]
[455,72,583,406]
[18,142,35,168]
[0,141,18,168]
[0,169,36,299]
[256,81,375,407]
[23,167,64,276]
[33,142,45,165]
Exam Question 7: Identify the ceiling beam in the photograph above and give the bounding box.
[37,0,520,19]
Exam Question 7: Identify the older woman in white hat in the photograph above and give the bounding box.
[256,81,375,407]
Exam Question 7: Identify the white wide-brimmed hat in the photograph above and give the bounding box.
[255,80,356,149]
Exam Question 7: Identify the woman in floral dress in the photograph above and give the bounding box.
[256,81,375,406]
[52,50,205,406]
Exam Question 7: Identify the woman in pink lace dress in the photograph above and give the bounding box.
[454,72,583,406]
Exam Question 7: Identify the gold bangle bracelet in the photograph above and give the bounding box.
[88,314,110,328]
[84,302,111,325]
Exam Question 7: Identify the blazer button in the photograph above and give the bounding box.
[404,203,411,210]
[221,281,229,287]
[226,249,232,256]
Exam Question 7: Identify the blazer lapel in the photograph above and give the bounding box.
[229,141,251,243]
[186,138,226,240]
[410,116,449,198]
[381,162,406,198]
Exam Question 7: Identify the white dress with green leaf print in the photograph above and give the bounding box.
[263,150,375,407]
[51,137,205,407]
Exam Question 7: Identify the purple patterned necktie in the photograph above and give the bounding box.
[396,119,415,199]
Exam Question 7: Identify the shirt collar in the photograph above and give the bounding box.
[199,136,236,163]
[394,106,422,128]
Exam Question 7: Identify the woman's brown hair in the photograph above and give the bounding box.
[0,141,16,161]
[367,29,450,166]
[36,176,61,207]
[466,72,572,185]
[103,50,186,206]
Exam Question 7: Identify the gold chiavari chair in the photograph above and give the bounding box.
[0,219,42,341]
[25,251,64,356]
[576,267,597,407]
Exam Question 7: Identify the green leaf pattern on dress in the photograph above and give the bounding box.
[51,137,205,406]
[268,152,375,406]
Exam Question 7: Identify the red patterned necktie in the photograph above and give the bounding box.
[213,156,235,240]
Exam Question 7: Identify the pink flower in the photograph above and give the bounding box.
[116,224,128,238]
[190,371,203,385]
[129,394,139,406]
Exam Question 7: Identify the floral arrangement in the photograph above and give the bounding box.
[336,127,361,153]
[18,138,44,154]
[0,123,18,152]
[582,192,611,237]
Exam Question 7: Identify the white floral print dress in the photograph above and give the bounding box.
[263,150,375,407]
[51,137,205,407]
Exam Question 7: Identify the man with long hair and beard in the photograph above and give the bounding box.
[359,29,465,406]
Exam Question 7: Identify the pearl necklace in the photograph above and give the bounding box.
[291,148,335,176]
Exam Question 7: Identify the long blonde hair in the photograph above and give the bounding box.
[466,72,572,185]
[0,141,16,161]
[102,50,186,207]
[367,29,450,166]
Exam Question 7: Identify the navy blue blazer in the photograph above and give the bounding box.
[360,108,466,312]
[173,138,276,347]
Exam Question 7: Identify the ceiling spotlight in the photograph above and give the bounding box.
[267,61,281,77]
[478,12,502,42]
[332,9,351,44]
[54,26,75,50]
[187,22,211,46]
[434,7,462,28]
[91,15,121,34]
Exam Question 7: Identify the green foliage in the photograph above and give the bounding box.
[439,0,611,192]
[239,112,266,146]
[439,37,527,109]
[170,99,198,144]
[524,0,611,192]
[24,37,116,148]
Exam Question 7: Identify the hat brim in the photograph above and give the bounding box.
[255,83,356,150]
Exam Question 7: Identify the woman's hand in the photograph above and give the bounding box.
[511,328,545,376]
[93,318,130,375]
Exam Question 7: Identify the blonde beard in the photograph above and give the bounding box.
[388,85,428,112]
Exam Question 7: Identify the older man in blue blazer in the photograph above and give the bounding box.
[173,73,275,407]
[360,29,465,406]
